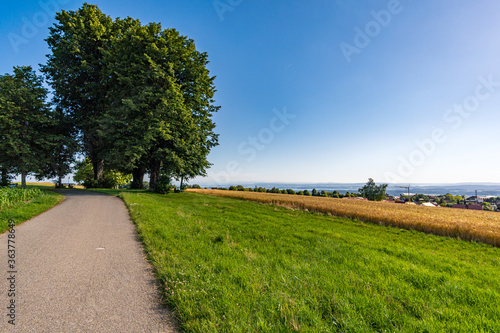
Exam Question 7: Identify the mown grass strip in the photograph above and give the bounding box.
[0,187,64,233]
[189,189,500,247]
[111,190,500,332]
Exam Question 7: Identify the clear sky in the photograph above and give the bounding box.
[2,0,500,186]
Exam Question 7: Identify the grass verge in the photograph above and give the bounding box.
[0,186,64,233]
[101,189,500,332]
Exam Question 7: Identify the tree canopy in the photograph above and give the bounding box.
[37,3,219,191]
[41,4,115,184]
[0,66,57,188]
[359,178,388,201]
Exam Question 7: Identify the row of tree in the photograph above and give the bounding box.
[209,185,363,197]
[208,178,388,200]
[0,3,219,190]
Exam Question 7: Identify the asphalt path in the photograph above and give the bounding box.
[0,190,177,332]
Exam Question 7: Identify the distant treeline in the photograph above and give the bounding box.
[187,184,362,198]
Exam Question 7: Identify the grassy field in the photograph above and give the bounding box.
[0,184,64,233]
[188,189,500,248]
[99,189,500,332]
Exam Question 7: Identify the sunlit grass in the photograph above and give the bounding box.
[188,189,500,247]
[102,190,500,332]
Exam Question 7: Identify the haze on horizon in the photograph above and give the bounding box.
[2,0,499,186]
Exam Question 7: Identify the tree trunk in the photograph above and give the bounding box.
[131,167,145,189]
[21,170,27,189]
[180,176,184,191]
[58,173,63,189]
[1,166,8,186]
[149,159,161,192]
[92,158,104,182]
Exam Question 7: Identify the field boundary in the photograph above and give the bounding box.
[188,189,500,247]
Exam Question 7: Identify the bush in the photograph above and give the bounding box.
[130,180,144,189]
[83,179,99,189]
[101,175,119,189]
[83,177,118,189]
[155,175,174,194]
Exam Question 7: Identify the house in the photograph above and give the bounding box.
[343,197,367,201]
[452,204,483,211]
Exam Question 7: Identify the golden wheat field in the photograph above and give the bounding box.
[187,189,500,247]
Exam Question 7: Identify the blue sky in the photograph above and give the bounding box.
[2,0,500,185]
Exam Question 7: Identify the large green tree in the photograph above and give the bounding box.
[42,3,114,183]
[35,107,78,187]
[359,178,388,201]
[42,4,219,191]
[0,66,55,188]
[100,20,219,191]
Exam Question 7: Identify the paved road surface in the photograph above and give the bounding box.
[0,190,177,332]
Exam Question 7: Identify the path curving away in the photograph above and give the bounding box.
[0,190,177,332]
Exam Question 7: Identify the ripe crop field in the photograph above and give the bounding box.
[102,190,500,332]
[188,189,500,247]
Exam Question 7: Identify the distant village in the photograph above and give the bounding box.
[381,194,499,211]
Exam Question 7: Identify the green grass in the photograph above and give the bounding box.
[0,186,64,233]
[102,189,500,332]
[0,187,44,208]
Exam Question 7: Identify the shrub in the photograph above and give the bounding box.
[83,179,99,189]
[155,175,174,194]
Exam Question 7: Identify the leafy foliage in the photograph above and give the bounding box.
[35,107,78,187]
[42,4,115,182]
[0,66,55,188]
[41,4,219,191]
[74,157,131,189]
[155,175,174,194]
[359,178,388,201]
